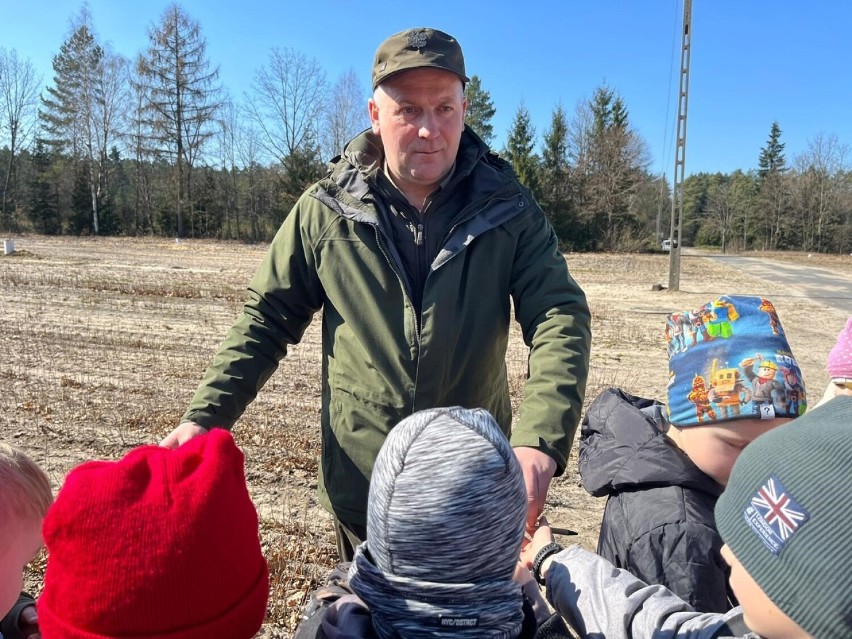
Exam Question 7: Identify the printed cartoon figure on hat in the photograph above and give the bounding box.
[687,374,717,422]
[705,358,752,419]
[688,307,713,345]
[781,365,806,416]
[758,298,782,335]
[706,296,740,339]
[739,354,786,418]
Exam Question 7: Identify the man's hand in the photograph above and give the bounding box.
[513,446,557,536]
[159,421,209,449]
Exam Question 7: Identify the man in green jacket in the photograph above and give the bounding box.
[161,27,591,561]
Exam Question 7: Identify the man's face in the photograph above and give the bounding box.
[720,545,809,638]
[369,68,466,202]
[0,517,42,616]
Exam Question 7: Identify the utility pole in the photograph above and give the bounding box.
[668,0,692,291]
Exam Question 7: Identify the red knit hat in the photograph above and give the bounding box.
[827,316,852,383]
[38,430,269,639]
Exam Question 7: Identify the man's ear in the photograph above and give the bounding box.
[368,98,381,135]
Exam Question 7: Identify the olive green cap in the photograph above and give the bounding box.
[372,28,469,90]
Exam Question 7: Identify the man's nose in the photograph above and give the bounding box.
[418,112,441,139]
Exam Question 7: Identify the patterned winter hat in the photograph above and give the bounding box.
[827,316,852,383]
[666,295,807,427]
[349,407,527,639]
[39,430,269,639]
[715,396,852,638]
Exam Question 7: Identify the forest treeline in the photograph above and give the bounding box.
[1,4,850,253]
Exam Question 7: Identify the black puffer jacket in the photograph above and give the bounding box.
[578,388,734,613]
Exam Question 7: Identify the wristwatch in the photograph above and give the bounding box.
[532,542,563,586]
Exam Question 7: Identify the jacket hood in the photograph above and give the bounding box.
[579,388,723,498]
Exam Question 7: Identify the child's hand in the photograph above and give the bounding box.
[519,516,555,569]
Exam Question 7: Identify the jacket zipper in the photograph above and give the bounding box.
[370,224,420,410]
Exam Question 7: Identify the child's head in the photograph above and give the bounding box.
[0,443,52,615]
[38,430,269,639]
[349,406,527,638]
[667,417,786,486]
[715,396,852,639]
[665,295,806,486]
[827,316,852,393]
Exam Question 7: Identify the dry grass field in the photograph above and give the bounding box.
[2,235,849,637]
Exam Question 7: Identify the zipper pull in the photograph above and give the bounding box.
[414,223,424,246]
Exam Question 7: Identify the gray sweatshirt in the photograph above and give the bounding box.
[547,546,758,638]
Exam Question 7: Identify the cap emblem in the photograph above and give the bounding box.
[407,29,428,49]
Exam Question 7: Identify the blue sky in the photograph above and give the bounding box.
[3,1,850,177]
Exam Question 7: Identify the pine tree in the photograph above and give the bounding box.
[27,140,60,234]
[539,104,575,244]
[757,121,789,249]
[278,145,325,218]
[758,121,786,178]
[41,15,103,232]
[41,8,128,235]
[504,103,538,193]
[464,75,496,145]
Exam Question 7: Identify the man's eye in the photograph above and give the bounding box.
[401,106,416,115]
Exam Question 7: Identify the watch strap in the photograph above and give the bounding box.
[532,542,563,585]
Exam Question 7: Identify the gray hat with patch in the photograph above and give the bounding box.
[715,396,852,638]
[348,407,527,638]
[372,28,469,89]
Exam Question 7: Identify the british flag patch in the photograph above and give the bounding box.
[742,475,810,555]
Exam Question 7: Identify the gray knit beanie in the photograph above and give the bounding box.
[715,395,852,638]
[349,407,527,638]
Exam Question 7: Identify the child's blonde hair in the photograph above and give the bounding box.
[0,443,53,524]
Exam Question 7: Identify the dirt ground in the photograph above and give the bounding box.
[2,236,849,636]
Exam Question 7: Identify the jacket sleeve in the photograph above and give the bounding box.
[181,194,324,429]
[628,522,731,613]
[508,204,591,474]
[546,546,752,638]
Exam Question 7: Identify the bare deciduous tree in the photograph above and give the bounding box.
[791,133,849,252]
[0,48,42,228]
[245,47,327,163]
[320,69,367,161]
